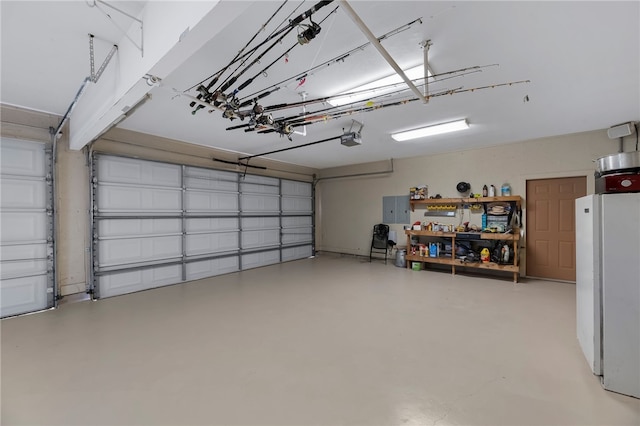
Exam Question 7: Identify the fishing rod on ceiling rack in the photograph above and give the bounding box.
[287,79,532,125]
[190,0,336,115]
[221,64,492,133]
[207,0,309,95]
[201,76,530,141]
[222,67,491,134]
[236,17,424,106]
[185,0,308,94]
[242,79,531,136]
[255,64,493,115]
[284,80,532,126]
[185,1,291,109]
[229,5,340,96]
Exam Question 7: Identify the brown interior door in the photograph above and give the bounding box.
[526,176,587,281]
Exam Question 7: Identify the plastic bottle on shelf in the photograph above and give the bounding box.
[501,183,511,196]
[482,185,488,197]
[489,185,496,197]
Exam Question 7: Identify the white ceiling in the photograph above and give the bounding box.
[2,1,639,169]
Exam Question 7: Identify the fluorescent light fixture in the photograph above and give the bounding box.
[391,119,469,142]
[328,65,429,107]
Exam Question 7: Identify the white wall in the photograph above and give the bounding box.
[315,129,623,274]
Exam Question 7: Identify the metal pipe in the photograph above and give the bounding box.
[619,137,624,153]
[94,0,143,55]
[88,151,97,297]
[54,77,91,140]
[338,0,428,103]
[421,40,432,100]
[49,126,58,306]
[181,165,187,282]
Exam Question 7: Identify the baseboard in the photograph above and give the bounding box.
[59,283,86,296]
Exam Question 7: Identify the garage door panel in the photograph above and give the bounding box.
[97,264,183,298]
[241,174,279,187]
[98,235,182,267]
[186,218,238,232]
[186,232,239,255]
[282,216,312,228]
[241,217,279,230]
[185,190,238,213]
[241,183,280,195]
[282,245,312,262]
[241,194,280,213]
[242,229,280,249]
[0,275,48,317]
[185,167,238,191]
[0,178,47,209]
[281,180,312,197]
[98,184,182,213]
[0,139,47,177]
[282,229,313,245]
[186,256,239,281]
[98,156,181,187]
[98,218,181,238]
[1,243,48,279]
[241,250,280,270]
[282,196,312,213]
[1,212,47,243]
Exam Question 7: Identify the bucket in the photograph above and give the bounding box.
[395,249,406,268]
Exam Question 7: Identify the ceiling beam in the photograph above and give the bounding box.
[68,0,252,150]
[338,0,429,104]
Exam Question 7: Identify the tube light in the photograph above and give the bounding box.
[328,65,429,107]
[391,119,469,142]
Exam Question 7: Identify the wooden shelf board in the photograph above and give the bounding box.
[481,232,520,241]
[406,255,519,272]
[406,255,454,265]
[409,196,522,211]
[405,230,457,237]
[452,260,519,272]
[405,229,520,241]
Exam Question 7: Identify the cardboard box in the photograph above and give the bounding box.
[410,185,428,200]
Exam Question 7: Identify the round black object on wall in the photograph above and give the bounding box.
[456,181,471,193]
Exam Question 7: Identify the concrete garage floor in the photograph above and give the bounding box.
[1,253,639,425]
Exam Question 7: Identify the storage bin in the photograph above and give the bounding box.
[412,262,422,271]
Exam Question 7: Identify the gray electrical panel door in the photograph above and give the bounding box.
[382,196,396,223]
[395,196,410,223]
[382,195,410,224]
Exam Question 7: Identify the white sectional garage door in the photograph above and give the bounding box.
[92,154,313,298]
[0,137,54,317]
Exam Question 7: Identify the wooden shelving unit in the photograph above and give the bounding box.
[409,195,522,211]
[405,229,520,282]
[405,196,523,282]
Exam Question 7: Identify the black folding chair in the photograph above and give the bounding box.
[369,223,390,263]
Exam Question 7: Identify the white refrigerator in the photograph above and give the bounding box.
[576,193,640,399]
